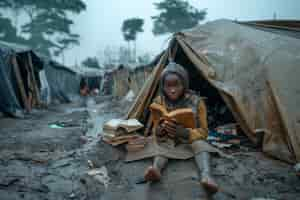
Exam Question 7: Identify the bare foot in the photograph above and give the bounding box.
[201,176,219,194]
[144,166,161,182]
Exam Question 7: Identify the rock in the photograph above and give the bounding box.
[80,135,88,144]
[87,166,110,188]
[69,192,76,199]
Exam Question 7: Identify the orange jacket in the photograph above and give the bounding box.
[148,94,208,143]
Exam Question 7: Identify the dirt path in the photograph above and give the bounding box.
[0,97,299,200]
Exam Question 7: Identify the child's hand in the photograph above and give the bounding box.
[162,120,178,139]
[162,119,190,140]
[156,123,167,137]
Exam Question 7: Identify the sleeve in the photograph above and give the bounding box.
[188,99,209,143]
[144,96,163,136]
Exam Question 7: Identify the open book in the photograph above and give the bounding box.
[149,103,196,129]
[103,118,144,135]
[103,118,144,134]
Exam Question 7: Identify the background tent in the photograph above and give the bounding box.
[126,19,300,164]
[0,41,43,117]
[101,54,161,98]
[44,60,103,103]
[0,47,22,117]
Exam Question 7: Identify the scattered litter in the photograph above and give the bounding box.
[87,166,110,188]
[69,193,76,199]
[215,123,237,135]
[88,160,94,169]
[207,124,248,149]
[48,119,81,129]
[210,141,233,149]
[48,124,64,129]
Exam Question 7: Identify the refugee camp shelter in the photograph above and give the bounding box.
[44,61,103,103]
[0,41,43,117]
[128,55,162,96]
[102,56,160,98]
[126,19,300,164]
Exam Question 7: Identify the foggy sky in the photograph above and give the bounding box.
[64,0,300,66]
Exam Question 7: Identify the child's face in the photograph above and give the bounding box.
[163,73,184,101]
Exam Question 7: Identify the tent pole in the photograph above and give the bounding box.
[27,52,41,107]
[11,55,30,112]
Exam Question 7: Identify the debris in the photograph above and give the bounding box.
[48,119,81,129]
[215,123,237,136]
[69,193,76,199]
[48,124,64,129]
[207,124,243,149]
[0,177,20,187]
[210,141,233,149]
[87,166,110,189]
[87,160,94,169]
[208,124,239,143]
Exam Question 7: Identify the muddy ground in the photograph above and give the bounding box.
[0,96,299,200]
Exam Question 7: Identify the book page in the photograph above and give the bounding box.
[104,119,124,129]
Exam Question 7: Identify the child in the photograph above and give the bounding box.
[80,79,89,96]
[144,62,218,194]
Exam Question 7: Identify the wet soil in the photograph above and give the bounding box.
[0,96,299,200]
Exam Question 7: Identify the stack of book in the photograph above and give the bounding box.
[102,119,144,146]
[125,136,147,152]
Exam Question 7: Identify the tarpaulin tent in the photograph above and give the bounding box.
[102,54,161,98]
[44,60,103,102]
[0,41,43,117]
[128,54,162,96]
[126,19,300,164]
[0,47,22,117]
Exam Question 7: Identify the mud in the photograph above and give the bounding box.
[0,96,299,200]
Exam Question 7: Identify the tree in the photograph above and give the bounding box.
[152,0,206,35]
[0,0,86,58]
[121,18,144,62]
[0,14,26,43]
[82,57,101,69]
